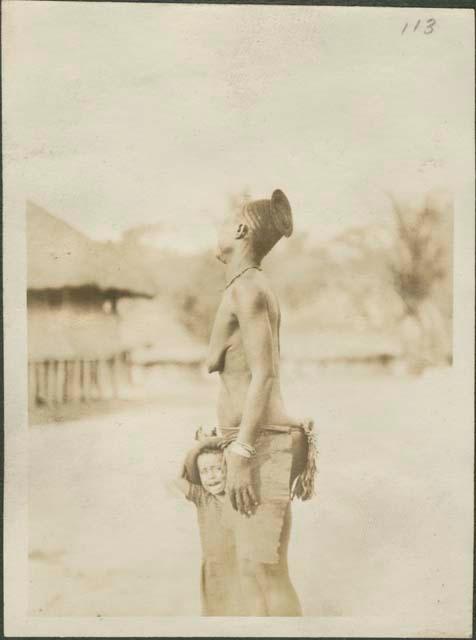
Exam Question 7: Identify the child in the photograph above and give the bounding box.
[174,434,243,616]
[174,435,227,503]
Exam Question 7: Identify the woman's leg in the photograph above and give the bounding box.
[238,559,268,615]
[259,432,307,616]
[237,507,302,616]
[237,432,307,616]
[259,504,302,616]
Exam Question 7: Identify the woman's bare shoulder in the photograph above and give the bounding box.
[231,271,273,309]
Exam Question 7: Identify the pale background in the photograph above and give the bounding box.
[3,2,474,637]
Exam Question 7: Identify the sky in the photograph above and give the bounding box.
[3,3,474,252]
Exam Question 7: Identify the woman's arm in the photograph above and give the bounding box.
[226,280,276,515]
[231,282,276,446]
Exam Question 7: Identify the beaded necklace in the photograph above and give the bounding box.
[224,265,262,290]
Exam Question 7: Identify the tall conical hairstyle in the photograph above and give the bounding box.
[270,189,293,238]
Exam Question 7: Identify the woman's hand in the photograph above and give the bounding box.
[225,449,259,516]
[198,435,229,450]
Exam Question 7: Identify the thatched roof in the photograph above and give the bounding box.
[28,308,123,361]
[27,201,155,296]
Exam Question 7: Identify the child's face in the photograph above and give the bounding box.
[197,452,225,495]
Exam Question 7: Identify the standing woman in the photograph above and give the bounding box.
[207,189,316,616]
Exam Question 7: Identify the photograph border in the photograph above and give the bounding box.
[1,0,474,638]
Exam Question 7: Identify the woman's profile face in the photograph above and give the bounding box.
[216,211,239,264]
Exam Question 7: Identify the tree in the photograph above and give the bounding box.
[388,191,453,372]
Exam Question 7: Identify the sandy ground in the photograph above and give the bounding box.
[28,365,472,628]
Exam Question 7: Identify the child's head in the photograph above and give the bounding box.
[196,449,226,495]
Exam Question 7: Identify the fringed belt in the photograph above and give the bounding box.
[210,420,317,502]
[290,420,317,501]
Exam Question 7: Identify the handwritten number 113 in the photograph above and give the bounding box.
[402,18,436,35]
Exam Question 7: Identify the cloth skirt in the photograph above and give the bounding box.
[219,421,316,565]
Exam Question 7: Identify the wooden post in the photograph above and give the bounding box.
[52,360,60,404]
[49,360,57,406]
[63,360,71,404]
[58,360,66,404]
[96,359,105,400]
[70,360,77,402]
[118,351,127,392]
[44,360,52,406]
[73,360,81,402]
[84,360,92,402]
[96,360,104,399]
[125,351,133,386]
[79,360,85,402]
[109,355,119,399]
[34,362,43,405]
[42,361,48,404]
[91,360,103,400]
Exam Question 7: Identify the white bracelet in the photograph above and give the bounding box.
[229,441,256,458]
[239,441,257,456]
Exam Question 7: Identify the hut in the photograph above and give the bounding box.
[27,201,155,406]
[123,298,206,369]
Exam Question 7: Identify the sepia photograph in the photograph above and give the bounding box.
[2,2,474,637]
